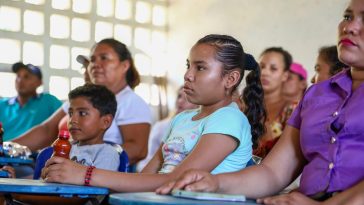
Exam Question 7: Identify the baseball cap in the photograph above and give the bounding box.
[76,55,90,68]
[12,62,42,80]
[290,62,307,80]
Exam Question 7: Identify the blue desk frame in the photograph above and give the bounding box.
[0,157,33,166]
[0,178,108,197]
[0,178,109,205]
[109,192,259,205]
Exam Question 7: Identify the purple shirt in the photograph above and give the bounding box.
[288,69,364,196]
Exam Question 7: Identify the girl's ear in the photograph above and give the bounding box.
[225,70,241,89]
[101,114,113,130]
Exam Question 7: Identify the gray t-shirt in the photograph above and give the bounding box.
[70,143,120,171]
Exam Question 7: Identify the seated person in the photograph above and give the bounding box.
[59,83,121,171]
[311,45,348,84]
[9,84,121,205]
[0,62,61,141]
[156,2,364,204]
[282,62,307,104]
[7,84,121,180]
[58,55,90,133]
[13,39,152,166]
[253,47,296,158]
[41,34,266,193]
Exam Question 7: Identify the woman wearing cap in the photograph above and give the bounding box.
[157,0,364,203]
[57,55,91,133]
[282,62,308,103]
[253,47,296,159]
[14,38,152,165]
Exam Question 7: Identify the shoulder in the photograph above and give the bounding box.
[38,93,62,103]
[0,97,15,106]
[210,103,247,121]
[0,98,9,105]
[172,109,198,121]
[116,87,149,108]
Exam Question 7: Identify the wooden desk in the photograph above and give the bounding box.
[109,192,259,205]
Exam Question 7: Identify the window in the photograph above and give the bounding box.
[0,0,168,119]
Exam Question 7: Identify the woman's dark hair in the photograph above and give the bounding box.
[69,84,117,117]
[260,47,293,71]
[197,34,266,148]
[95,38,140,89]
[319,45,348,75]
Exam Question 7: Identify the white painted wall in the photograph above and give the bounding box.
[164,0,349,106]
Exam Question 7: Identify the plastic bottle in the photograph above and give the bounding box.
[0,123,4,156]
[52,130,71,159]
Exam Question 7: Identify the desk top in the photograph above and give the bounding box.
[0,157,33,165]
[0,178,108,197]
[109,192,259,205]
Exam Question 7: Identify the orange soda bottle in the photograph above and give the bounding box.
[52,130,71,159]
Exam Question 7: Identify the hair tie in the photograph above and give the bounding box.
[245,54,258,71]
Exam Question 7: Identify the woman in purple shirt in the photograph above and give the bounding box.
[157,0,364,204]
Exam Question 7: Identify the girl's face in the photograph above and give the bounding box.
[88,43,128,89]
[312,54,332,84]
[338,0,364,69]
[68,97,110,146]
[183,43,228,106]
[259,52,288,94]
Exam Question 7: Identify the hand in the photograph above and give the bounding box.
[257,192,321,205]
[41,156,87,185]
[1,166,16,178]
[156,169,219,194]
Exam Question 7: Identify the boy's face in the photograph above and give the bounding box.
[68,96,112,146]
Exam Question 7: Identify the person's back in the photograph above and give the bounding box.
[0,62,61,141]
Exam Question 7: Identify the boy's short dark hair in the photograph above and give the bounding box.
[68,84,117,117]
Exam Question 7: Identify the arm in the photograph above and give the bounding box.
[44,133,238,192]
[255,180,364,205]
[13,108,66,151]
[119,123,150,165]
[141,144,163,173]
[158,126,305,199]
[323,180,364,205]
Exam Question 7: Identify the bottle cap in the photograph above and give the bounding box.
[59,130,70,139]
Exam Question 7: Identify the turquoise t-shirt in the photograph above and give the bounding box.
[0,93,62,141]
[160,102,252,174]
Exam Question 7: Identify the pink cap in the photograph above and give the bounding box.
[290,62,307,80]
